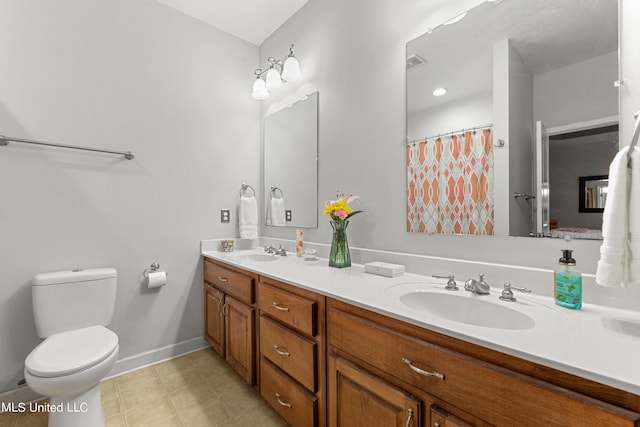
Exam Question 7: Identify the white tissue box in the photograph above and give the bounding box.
[364,261,405,278]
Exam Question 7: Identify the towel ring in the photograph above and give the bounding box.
[240,183,256,197]
[270,185,284,199]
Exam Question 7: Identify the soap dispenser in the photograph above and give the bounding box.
[554,249,582,310]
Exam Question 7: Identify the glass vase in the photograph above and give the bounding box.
[329,220,351,268]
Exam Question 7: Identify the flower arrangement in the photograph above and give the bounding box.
[323,192,362,269]
[323,192,362,221]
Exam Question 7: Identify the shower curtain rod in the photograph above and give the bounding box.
[0,134,135,160]
[408,123,493,145]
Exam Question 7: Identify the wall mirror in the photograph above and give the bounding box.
[406,0,618,239]
[263,92,318,228]
[579,175,609,213]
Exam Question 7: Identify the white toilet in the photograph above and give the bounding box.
[24,268,119,427]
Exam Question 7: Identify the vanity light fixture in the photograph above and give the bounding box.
[251,44,301,100]
[432,87,447,97]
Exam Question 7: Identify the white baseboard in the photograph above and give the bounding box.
[0,336,209,410]
[106,336,208,379]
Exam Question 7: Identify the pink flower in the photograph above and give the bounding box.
[334,209,348,220]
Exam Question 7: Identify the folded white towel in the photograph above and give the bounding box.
[267,197,286,226]
[239,196,258,239]
[596,146,640,287]
[629,147,640,283]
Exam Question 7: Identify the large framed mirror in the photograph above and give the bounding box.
[406,0,618,239]
[263,92,319,228]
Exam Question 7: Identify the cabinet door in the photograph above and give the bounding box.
[225,295,255,384]
[430,406,473,427]
[205,284,225,356]
[328,354,420,427]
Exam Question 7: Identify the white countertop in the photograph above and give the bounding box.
[202,248,640,396]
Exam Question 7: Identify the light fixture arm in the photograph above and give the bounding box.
[254,57,285,79]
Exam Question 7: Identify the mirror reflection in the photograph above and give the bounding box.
[580,176,609,211]
[406,0,618,239]
[263,92,318,228]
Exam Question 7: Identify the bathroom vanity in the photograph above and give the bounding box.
[202,249,640,426]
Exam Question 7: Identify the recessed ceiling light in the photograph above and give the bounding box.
[432,88,447,97]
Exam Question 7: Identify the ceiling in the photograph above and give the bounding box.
[406,0,618,114]
[156,0,309,45]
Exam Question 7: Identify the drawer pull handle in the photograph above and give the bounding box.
[273,345,290,357]
[275,392,292,408]
[402,358,445,380]
[272,302,290,312]
[406,408,414,427]
[217,276,229,282]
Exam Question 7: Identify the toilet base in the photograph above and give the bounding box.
[47,383,104,427]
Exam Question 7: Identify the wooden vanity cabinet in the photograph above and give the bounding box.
[203,258,257,385]
[327,298,640,427]
[257,277,326,427]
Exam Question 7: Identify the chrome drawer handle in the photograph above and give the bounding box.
[217,276,229,282]
[273,345,290,357]
[272,302,290,312]
[406,408,414,427]
[402,358,445,380]
[275,392,292,408]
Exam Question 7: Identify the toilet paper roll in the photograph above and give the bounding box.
[147,271,167,288]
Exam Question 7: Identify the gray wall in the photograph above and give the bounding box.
[550,137,619,229]
[260,0,639,275]
[0,0,259,393]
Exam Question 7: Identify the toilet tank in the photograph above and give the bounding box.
[32,268,117,338]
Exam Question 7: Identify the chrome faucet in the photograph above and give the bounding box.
[464,274,491,295]
[264,245,287,256]
[432,274,459,291]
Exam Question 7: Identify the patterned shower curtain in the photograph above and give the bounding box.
[407,129,494,235]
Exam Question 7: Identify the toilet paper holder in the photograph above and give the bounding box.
[143,262,168,278]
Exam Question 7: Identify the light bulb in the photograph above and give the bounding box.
[282,56,301,82]
[251,77,269,100]
[265,67,283,90]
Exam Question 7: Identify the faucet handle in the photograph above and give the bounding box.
[499,283,531,302]
[432,274,458,291]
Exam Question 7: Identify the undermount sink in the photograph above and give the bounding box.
[386,282,536,330]
[229,252,280,262]
[399,291,535,330]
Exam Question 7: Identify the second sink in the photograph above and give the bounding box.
[398,291,535,330]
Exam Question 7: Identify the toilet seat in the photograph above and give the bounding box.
[26,325,118,378]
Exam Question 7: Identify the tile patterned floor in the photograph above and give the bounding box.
[0,348,289,427]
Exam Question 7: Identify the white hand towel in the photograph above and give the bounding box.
[629,147,640,284]
[239,195,258,239]
[267,198,286,226]
[596,146,640,287]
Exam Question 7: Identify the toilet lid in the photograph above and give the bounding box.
[26,325,118,378]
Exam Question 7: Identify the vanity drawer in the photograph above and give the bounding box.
[260,315,317,391]
[258,282,317,336]
[204,259,254,304]
[260,356,317,427]
[328,304,640,426]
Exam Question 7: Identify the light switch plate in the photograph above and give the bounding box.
[220,209,230,223]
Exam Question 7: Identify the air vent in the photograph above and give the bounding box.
[406,54,426,70]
